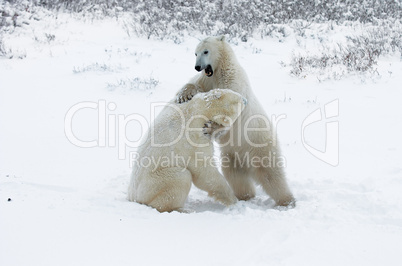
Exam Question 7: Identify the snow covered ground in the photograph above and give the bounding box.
[1,14,402,266]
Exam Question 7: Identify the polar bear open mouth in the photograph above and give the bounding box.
[205,65,213,77]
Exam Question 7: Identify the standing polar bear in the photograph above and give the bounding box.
[128,89,246,212]
[177,36,295,207]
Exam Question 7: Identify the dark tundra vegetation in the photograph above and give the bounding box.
[1,0,401,78]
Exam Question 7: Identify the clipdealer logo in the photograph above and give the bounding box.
[64,99,339,166]
[301,99,339,166]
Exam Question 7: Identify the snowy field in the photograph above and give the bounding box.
[1,13,402,266]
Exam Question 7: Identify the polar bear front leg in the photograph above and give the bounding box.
[135,167,192,212]
[189,147,238,206]
[192,169,238,206]
[220,152,256,201]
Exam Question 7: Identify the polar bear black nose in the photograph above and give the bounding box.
[195,65,201,72]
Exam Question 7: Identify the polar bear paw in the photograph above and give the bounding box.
[177,83,200,103]
[203,120,228,139]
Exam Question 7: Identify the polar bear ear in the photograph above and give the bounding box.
[218,35,226,42]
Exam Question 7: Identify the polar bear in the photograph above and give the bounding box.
[128,88,246,212]
[176,36,295,207]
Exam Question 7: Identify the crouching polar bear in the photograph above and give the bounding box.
[177,36,295,207]
[128,89,246,212]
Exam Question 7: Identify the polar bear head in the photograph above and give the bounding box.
[191,88,247,127]
[194,35,229,77]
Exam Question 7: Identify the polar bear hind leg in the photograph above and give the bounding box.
[135,167,192,212]
[253,166,295,207]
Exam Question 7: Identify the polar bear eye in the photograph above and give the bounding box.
[204,50,209,55]
[195,53,197,56]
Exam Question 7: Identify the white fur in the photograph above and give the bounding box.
[128,89,246,212]
[177,36,295,206]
